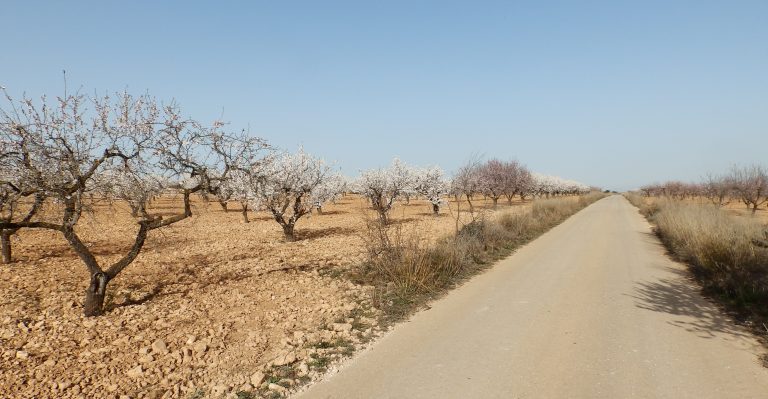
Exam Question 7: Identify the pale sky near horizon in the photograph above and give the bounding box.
[1,1,766,191]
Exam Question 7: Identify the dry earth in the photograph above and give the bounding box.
[0,194,527,399]
[678,196,768,223]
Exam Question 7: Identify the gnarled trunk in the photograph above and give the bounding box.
[84,272,109,317]
[432,203,440,215]
[219,201,229,212]
[282,223,295,241]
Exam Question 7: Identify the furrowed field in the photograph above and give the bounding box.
[1,194,535,398]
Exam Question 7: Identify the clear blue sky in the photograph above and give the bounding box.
[2,1,766,191]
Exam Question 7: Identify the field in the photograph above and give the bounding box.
[681,197,768,223]
[0,194,530,399]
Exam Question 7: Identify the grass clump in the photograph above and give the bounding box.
[625,194,768,351]
[650,201,768,306]
[355,192,606,323]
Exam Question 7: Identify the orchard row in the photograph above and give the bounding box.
[0,88,590,316]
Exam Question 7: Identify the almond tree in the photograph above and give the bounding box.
[210,174,235,212]
[357,158,415,224]
[514,166,534,201]
[311,173,345,214]
[252,148,331,240]
[451,160,482,214]
[0,87,269,316]
[730,165,768,215]
[0,106,49,264]
[0,172,44,264]
[702,174,732,207]
[414,166,447,215]
[532,173,589,197]
[94,170,166,218]
[478,159,508,207]
[500,160,532,203]
[214,169,260,223]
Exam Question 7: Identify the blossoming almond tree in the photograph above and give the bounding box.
[478,159,511,207]
[0,87,269,316]
[413,165,447,215]
[311,173,345,214]
[357,158,415,224]
[252,148,332,240]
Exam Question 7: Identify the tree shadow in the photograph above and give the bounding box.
[313,210,348,216]
[295,226,357,240]
[107,268,256,311]
[107,262,329,312]
[629,265,754,341]
[105,283,164,311]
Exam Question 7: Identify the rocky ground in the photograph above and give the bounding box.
[0,195,527,399]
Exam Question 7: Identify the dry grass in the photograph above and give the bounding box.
[624,193,768,336]
[357,192,607,322]
[653,202,768,302]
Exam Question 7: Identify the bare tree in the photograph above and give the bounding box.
[451,159,482,216]
[730,165,768,215]
[702,173,732,207]
[0,87,269,316]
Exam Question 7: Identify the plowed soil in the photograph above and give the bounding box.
[0,195,527,399]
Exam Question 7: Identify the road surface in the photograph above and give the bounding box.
[297,195,768,399]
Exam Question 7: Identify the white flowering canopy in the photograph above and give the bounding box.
[311,173,346,207]
[413,166,448,205]
[357,158,416,212]
[242,147,334,238]
[531,173,590,196]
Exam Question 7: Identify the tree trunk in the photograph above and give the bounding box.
[492,197,498,208]
[465,194,474,215]
[378,209,389,225]
[282,223,295,241]
[432,203,440,215]
[219,201,228,212]
[84,272,109,317]
[1,230,12,264]
[241,203,249,223]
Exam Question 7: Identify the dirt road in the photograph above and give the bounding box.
[297,195,768,399]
